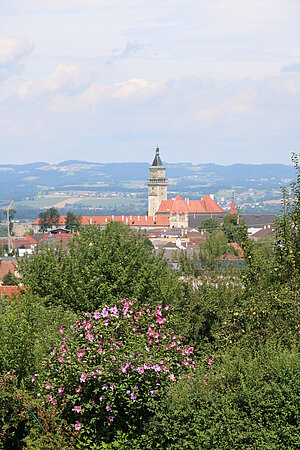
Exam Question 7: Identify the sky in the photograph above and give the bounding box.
[0,0,299,165]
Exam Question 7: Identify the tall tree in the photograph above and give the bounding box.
[199,218,221,234]
[65,211,81,231]
[38,207,60,231]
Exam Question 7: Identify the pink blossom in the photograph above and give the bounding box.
[108,416,114,422]
[152,364,161,372]
[75,421,81,431]
[58,386,64,395]
[101,307,109,318]
[97,348,103,355]
[59,326,64,334]
[77,348,85,358]
[156,316,165,325]
[76,385,82,393]
[47,394,53,402]
[85,312,91,318]
[106,404,112,412]
[208,358,214,366]
[94,311,101,320]
[72,405,82,413]
[51,347,57,356]
[150,390,157,397]
[169,374,176,382]
[187,347,194,356]
[87,333,94,342]
[137,366,144,374]
[130,392,137,401]
[165,304,170,311]
[45,381,51,389]
[32,375,36,383]
[58,355,63,363]
[90,371,96,378]
[110,305,119,318]
[80,371,87,383]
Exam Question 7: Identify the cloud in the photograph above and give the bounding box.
[0,36,33,67]
[281,63,300,73]
[44,64,90,94]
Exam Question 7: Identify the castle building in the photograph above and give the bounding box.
[147,147,168,217]
[148,147,226,227]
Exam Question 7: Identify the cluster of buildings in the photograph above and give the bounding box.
[0,148,277,292]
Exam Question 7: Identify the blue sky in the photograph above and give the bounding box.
[0,0,299,165]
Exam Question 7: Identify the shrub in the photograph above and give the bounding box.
[33,298,213,447]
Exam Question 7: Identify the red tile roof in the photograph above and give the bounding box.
[158,194,225,214]
[0,261,16,281]
[0,286,24,298]
[34,215,169,227]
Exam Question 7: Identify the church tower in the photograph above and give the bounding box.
[147,146,168,217]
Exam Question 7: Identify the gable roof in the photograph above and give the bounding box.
[229,194,237,215]
[0,261,16,280]
[158,194,225,215]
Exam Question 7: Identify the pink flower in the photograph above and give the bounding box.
[32,376,36,383]
[187,347,194,356]
[47,394,53,402]
[75,421,81,431]
[97,348,103,355]
[76,385,82,393]
[84,321,92,330]
[108,416,114,422]
[165,304,170,311]
[130,392,137,401]
[58,386,64,395]
[51,347,57,356]
[58,355,63,363]
[156,316,165,325]
[72,405,82,413]
[59,326,64,334]
[152,364,161,372]
[101,307,109,318]
[87,333,94,342]
[94,311,101,320]
[150,390,157,397]
[137,366,144,374]
[208,358,213,366]
[80,371,87,383]
[90,371,96,379]
[110,306,118,318]
[77,348,85,358]
[169,374,176,382]
[106,404,112,412]
[45,381,51,389]
[85,312,91,318]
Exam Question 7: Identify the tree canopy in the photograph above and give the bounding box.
[38,207,60,231]
[19,222,183,312]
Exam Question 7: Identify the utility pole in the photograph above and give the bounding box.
[0,200,14,253]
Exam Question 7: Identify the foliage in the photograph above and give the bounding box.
[0,294,76,386]
[198,231,228,269]
[38,207,60,231]
[0,372,76,450]
[19,222,183,311]
[198,218,221,234]
[222,213,246,243]
[24,229,34,237]
[34,298,203,447]
[274,153,300,283]
[0,242,8,257]
[145,343,300,449]
[2,270,19,286]
[65,211,82,231]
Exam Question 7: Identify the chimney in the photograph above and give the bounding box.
[122,215,124,221]
[105,217,107,223]
[185,198,190,205]
[126,217,128,224]
[130,215,132,221]
[89,217,92,225]
[137,215,140,221]
[112,215,114,220]
[145,215,148,221]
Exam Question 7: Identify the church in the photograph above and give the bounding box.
[147,147,227,228]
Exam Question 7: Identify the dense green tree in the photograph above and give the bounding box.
[222,213,244,243]
[2,271,19,286]
[19,222,183,312]
[65,211,81,231]
[198,218,221,234]
[38,207,60,231]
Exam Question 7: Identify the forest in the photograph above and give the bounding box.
[0,156,299,449]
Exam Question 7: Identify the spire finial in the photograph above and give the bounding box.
[156,145,159,155]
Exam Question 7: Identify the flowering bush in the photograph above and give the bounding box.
[34,299,204,445]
